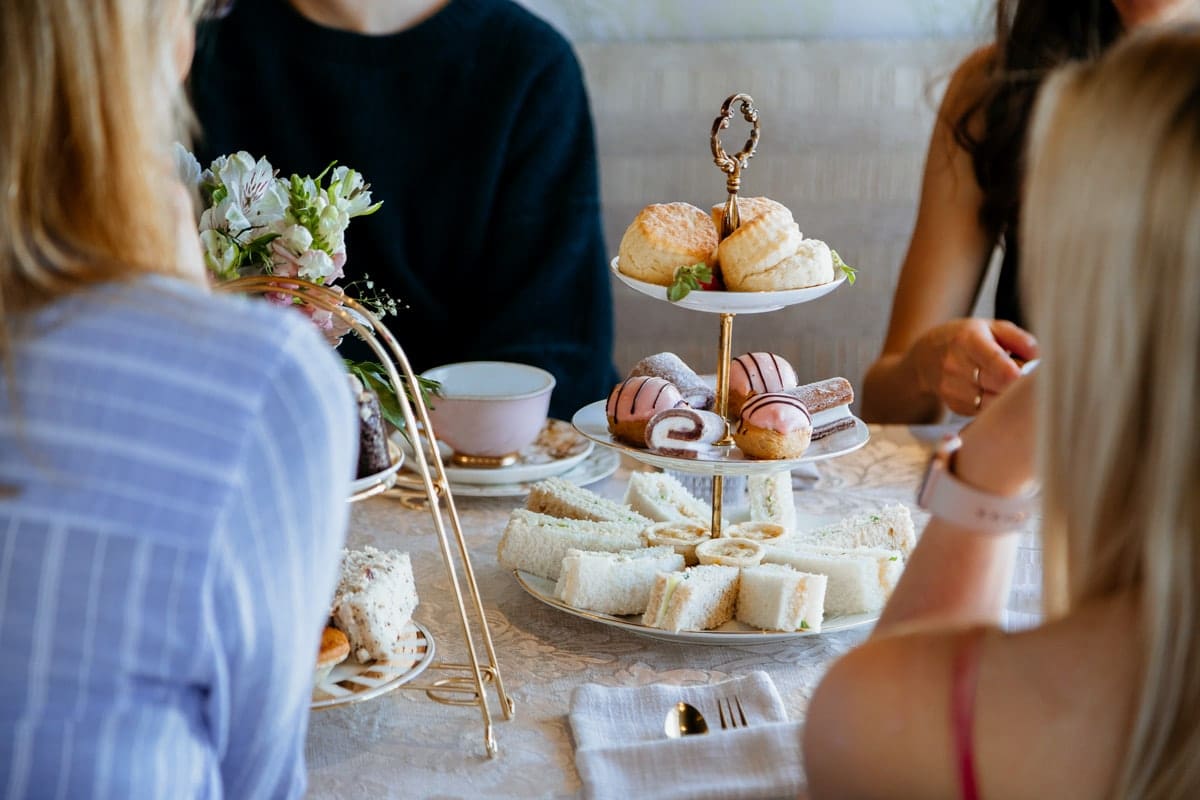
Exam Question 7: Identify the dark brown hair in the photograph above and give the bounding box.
[955,0,1123,243]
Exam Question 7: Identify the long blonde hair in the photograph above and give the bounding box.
[1022,24,1200,799]
[0,0,196,321]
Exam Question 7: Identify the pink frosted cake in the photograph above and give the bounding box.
[728,353,798,417]
[605,376,683,446]
[733,392,813,459]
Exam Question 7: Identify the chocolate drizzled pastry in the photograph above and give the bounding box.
[349,375,391,478]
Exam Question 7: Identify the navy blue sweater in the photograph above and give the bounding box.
[190,0,617,419]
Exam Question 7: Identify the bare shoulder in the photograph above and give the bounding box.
[804,598,1139,800]
[942,45,996,118]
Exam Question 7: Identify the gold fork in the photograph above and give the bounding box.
[717,695,748,730]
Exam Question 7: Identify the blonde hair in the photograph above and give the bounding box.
[1022,24,1200,799]
[0,0,196,322]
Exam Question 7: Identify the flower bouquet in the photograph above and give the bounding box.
[176,146,382,339]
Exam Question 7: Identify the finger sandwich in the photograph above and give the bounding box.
[555,547,685,616]
[747,471,797,535]
[641,564,740,633]
[526,477,651,526]
[795,504,916,557]
[763,543,901,615]
[736,563,828,632]
[497,510,645,581]
[624,471,715,526]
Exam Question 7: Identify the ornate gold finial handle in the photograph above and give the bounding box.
[710,93,760,239]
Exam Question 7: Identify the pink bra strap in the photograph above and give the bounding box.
[951,629,986,800]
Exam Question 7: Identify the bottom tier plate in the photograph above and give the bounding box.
[311,620,435,710]
[570,401,870,476]
[514,571,877,646]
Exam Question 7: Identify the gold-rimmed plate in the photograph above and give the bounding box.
[311,620,435,710]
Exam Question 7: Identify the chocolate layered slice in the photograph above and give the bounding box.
[349,375,392,478]
[785,377,856,440]
[644,407,727,457]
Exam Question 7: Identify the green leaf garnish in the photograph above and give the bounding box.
[800,619,810,630]
[667,263,712,302]
[889,556,899,562]
[831,249,857,285]
[344,359,441,437]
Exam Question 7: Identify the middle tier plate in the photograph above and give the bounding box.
[571,400,870,476]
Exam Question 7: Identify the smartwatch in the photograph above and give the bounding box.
[917,435,1032,534]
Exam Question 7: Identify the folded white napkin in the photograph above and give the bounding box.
[570,671,805,800]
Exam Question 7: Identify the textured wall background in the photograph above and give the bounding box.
[515,0,991,41]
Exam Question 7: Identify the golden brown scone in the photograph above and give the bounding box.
[718,207,803,290]
[709,196,791,233]
[314,626,350,686]
[734,238,835,291]
[617,202,718,286]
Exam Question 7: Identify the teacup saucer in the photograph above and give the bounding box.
[394,419,594,485]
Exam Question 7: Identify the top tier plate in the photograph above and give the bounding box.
[610,257,845,314]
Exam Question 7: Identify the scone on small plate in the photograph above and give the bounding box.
[617,202,717,287]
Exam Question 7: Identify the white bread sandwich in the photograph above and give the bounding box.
[694,537,765,568]
[736,563,828,632]
[762,544,892,615]
[780,542,903,594]
[497,510,645,581]
[641,564,741,632]
[525,477,651,526]
[332,547,419,663]
[624,471,713,526]
[747,471,797,535]
[795,504,916,557]
[554,547,685,616]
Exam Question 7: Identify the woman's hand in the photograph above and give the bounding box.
[912,318,1038,416]
[955,370,1038,497]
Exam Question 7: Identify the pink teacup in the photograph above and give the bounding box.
[422,361,556,461]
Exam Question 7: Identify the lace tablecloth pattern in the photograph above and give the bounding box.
[305,424,1043,798]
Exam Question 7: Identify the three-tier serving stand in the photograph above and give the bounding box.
[576,93,870,536]
[218,278,512,758]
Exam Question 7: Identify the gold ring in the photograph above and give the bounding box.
[972,366,981,387]
[973,393,982,411]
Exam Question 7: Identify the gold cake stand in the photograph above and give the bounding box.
[217,277,513,758]
[709,92,759,535]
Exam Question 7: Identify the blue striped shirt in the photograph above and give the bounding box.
[0,276,356,798]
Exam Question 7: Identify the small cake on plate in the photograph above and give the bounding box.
[728,352,799,417]
[314,627,350,686]
[733,392,813,460]
[332,547,419,663]
[606,376,683,447]
[348,375,392,478]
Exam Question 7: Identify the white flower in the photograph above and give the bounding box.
[297,249,335,282]
[278,223,313,254]
[211,151,288,234]
[200,229,238,279]
[173,143,202,187]
[327,166,381,218]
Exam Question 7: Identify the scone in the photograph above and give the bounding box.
[617,202,718,286]
[606,376,684,446]
[710,196,791,233]
[734,238,835,291]
[314,627,350,687]
[733,392,813,460]
[728,352,799,418]
[717,204,802,290]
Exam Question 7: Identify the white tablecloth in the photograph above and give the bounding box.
[305,425,1043,798]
